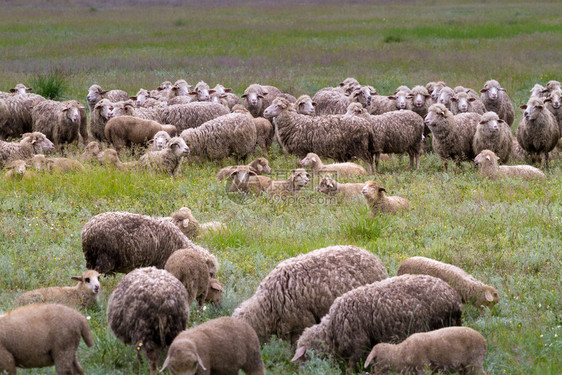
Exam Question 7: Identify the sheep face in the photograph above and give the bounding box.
[521,98,545,121]
[162,339,205,375]
[480,285,500,307]
[409,89,430,109]
[152,131,171,150]
[316,176,337,194]
[212,84,232,98]
[87,84,106,106]
[299,153,319,168]
[10,83,32,95]
[135,89,149,106]
[109,100,135,117]
[530,84,545,98]
[289,169,310,188]
[71,270,101,295]
[63,103,81,125]
[430,81,447,101]
[229,167,258,187]
[390,88,410,110]
[296,95,316,116]
[474,150,499,166]
[437,87,454,107]
[345,102,367,117]
[364,343,394,372]
[478,113,503,135]
[263,98,289,118]
[6,160,27,175]
[545,89,561,109]
[480,80,503,101]
[351,87,373,108]
[451,92,476,113]
[25,132,55,153]
[173,80,191,97]
[190,81,213,102]
[206,278,223,304]
[424,104,448,130]
[168,137,190,157]
[361,180,385,201]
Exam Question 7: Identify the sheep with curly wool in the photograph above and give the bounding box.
[295,94,316,116]
[165,248,210,308]
[138,136,189,176]
[86,84,129,114]
[104,115,177,152]
[0,132,54,168]
[472,111,513,163]
[397,256,500,307]
[407,85,433,119]
[242,84,294,118]
[232,104,274,153]
[451,90,486,115]
[544,88,562,135]
[0,91,46,140]
[232,245,388,344]
[159,102,229,132]
[212,84,240,109]
[480,80,515,126]
[31,100,85,148]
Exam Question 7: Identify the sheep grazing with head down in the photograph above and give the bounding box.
[0,132,54,168]
[292,274,463,370]
[86,84,129,114]
[16,270,101,309]
[425,103,481,170]
[231,104,274,153]
[161,317,265,375]
[81,208,218,276]
[107,267,190,375]
[480,79,515,126]
[362,180,410,215]
[138,136,189,176]
[397,256,500,307]
[472,111,513,163]
[0,303,93,375]
[164,248,210,308]
[515,96,559,168]
[232,245,388,344]
[364,327,487,375]
[299,152,367,177]
[475,149,546,181]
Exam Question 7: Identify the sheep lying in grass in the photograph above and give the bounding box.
[107,267,189,375]
[362,180,409,215]
[80,141,100,163]
[472,111,513,163]
[29,154,86,173]
[16,270,101,309]
[4,159,35,180]
[0,132,54,168]
[138,136,189,176]
[480,79,514,126]
[232,245,388,344]
[292,274,462,370]
[216,157,272,181]
[161,317,265,375]
[474,149,546,181]
[397,256,500,307]
[266,168,310,195]
[316,176,364,196]
[364,327,487,375]
[167,206,227,239]
[299,152,367,177]
[0,303,93,375]
[97,148,138,171]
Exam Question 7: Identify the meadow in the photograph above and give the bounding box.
[0,0,561,374]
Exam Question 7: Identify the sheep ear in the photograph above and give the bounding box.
[387,96,397,100]
[498,119,505,124]
[249,170,258,177]
[189,91,197,95]
[196,353,206,371]
[262,91,269,96]
[485,289,494,302]
[100,90,108,95]
[536,105,543,110]
[424,94,431,99]
[291,346,307,362]
[485,155,491,161]
[27,88,33,92]
[129,96,137,101]
[312,101,317,107]
[378,187,386,193]
[148,139,154,145]
[365,349,376,368]
[224,88,232,93]
[544,98,551,103]
[500,88,506,92]
[468,97,476,102]
[209,90,216,94]
[160,356,170,372]
[306,173,311,179]
[450,97,457,102]
[9,88,16,93]
[71,276,82,281]
[520,105,527,110]
[480,88,487,93]
[241,94,247,98]
[210,280,223,291]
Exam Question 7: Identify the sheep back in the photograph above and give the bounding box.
[161,102,229,132]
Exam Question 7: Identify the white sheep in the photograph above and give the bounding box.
[474,149,546,181]
[138,136,190,176]
[86,84,129,114]
[299,152,367,177]
[0,132,54,168]
[315,175,364,196]
[472,111,513,163]
[148,130,171,151]
[294,94,316,116]
[362,180,410,215]
[188,81,214,102]
[211,84,240,109]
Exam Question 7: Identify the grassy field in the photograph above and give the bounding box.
[0,1,561,374]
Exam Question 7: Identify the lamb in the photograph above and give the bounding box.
[407,85,432,119]
[228,169,269,194]
[362,180,410,215]
[29,154,86,173]
[397,256,500,307]
[472,111,513,163]
[292,274,463,369]
[138,136,189,175]
[242,83,294,117]
[424,103,481,170]
[0,303,93,375]
[364,326,487,375]
[180,113,256,162]
[188,81,213,102]
[164,248,210,307]
[451,90,486,115]
[86,84,129,114]
[515,96,560,168]
[0,132,54,168]
[265,168,310,195]
[107,267,190,375]
[167,206,227,240]
[216,157,272,181]
[104,115,177,152]
[16,270,101,309]
[294,94,316,116]
[232,245,388,344]
[4,159,34,180]
[161,317,265,375]
[148,130,171,151]
[97,148,138,171]
[480,79,515,126]
[212,84,240,109]
[80,141,101,163]
[298,152,367,177]
[81,209,218,276]
[474,149,546,181]
[315,175,364,196]
[89,98,115,142]
[264,97,376,173]
[159,102,229,132]
[0,91,46,140]
[31,99,85,148]
[544,88,562,135]
[231,104,274,152]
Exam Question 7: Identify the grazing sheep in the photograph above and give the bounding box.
[0,303,93,375]
[107,267,189,375]
[397,256,500,307]
[31,100,85,148]
[264,97,376,173]
[299,151,367,177]
[86,84,129,114]
[515,96,560,168]
[364,327,487,375]
[266,168,310,195]
[80,141,100,163]
[544,88,562,135]
[232,104,274,152]
[81,209,218,276]
[148,130,171,151]
[0,132,54,168]
[408,85,432,119]
[138,136,189,176]
[295,94,316,116]
[475,149,546,181]
[0,91,46,140]
[472,111,513,163]
[242,83,293,117]
[104,115,177,152]
[362,180,410,215]
[90,98,114,142]
[212,84,240,109]
[161,317,265,375]
[480,79,515,126]
[97,148,138,171]
[180,113,256,162]
[424,103,481,170]
[315,175,364,196]
[159,102,229,132]
[292,274,463,369]
[205,278,223,305]
[232,245,388,344]
[29,154,86,173]
[16,270,101,309]
[451,90,486,115]
[165,248,210,307]
[216,157,272,181]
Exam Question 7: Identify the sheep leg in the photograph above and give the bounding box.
[544,152,550,169]
[54,350,77,375]
[0,347,16,375]
[145,349,160,375]
[408,151,414,170]
[72,353,86,375]
[374,153,381,173]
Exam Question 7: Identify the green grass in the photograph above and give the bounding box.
[1,1,561,374]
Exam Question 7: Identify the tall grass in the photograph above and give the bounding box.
[29,69,69,100]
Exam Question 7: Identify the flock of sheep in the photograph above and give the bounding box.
[0,76,560,375]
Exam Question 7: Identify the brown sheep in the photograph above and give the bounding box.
[104,115,177,152]
[361,180,410,215]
